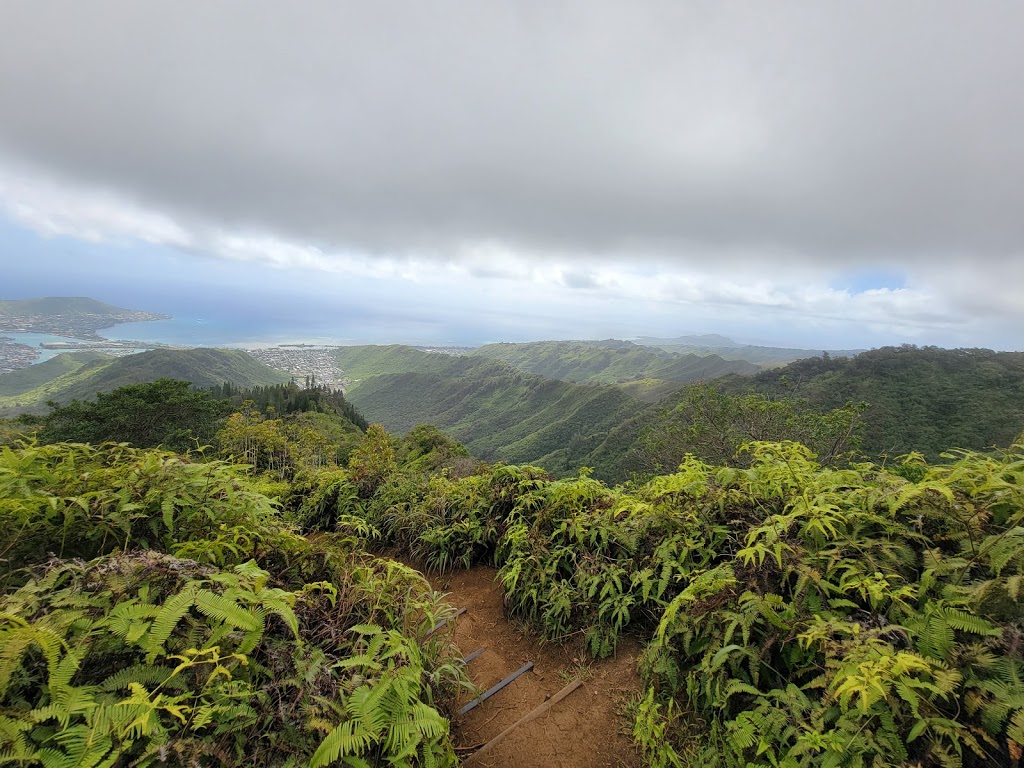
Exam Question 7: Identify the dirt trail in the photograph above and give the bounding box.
[426,566,643,768]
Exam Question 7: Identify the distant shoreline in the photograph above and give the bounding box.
[0,297,170,344]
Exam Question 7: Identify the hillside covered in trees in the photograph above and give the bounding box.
[3,343,1020,486]
[469,339,757,388]
[0,351,110,397]
[342,353,648,476]
[714,345,1024,461]
[336,344,1024,484]
[0,348,289,416]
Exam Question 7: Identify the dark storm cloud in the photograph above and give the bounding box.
[1,1,1023,266]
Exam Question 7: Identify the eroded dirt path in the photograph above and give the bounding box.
[426,567,643,768]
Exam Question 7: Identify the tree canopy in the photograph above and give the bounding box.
[38,378,230,452]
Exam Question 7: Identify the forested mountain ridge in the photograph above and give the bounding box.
[334,341,757,400]
[714,345,1024,459]
[342,353,652,475]
[337,342,1024,482]
[332,343,759,472]
[333,344,457,383]
[469,339,757,385]
[0,348,289,415]
[0,351,109,397]
[635,334,863,366]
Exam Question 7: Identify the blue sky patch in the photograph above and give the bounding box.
[832,270,906,294]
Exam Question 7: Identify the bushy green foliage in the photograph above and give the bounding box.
[37,379,230,452]
[347,425,399,498]
[0,442,468,766]
[354,438,1024,767]
[0,441,278,587]
[642,383,865,469]
[395,425,473,475]
[218,406,356,479]
[8,360,1024,768]
[213,385,366,481]
[718,345,1024,461]
[210,381,368,431]
[286,468,371,538]
[0,416,36,447]
[367,464,548,574]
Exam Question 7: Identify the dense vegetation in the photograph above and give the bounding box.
[35,379,231,452]
[716,346,1024,461]
[470,340,756,386]
[345,439,1024,767]
[343,354,650,476]
[0,349,289,416]
[635,384,866,471]
[5,379,364,463]
[340,344,1024,485]
[210,382,368,431]
[0,442,468,766]
[332,346,459,383]
[3,357,1024,766]
[4,341,1024,766]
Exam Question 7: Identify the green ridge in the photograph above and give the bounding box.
[714,345,1024,459]
[635,335,864,366]
[0,348,289,416]
[334,344,455,382]
[470,339,758,383]
[342,354,653,477]
[0,351,109,396]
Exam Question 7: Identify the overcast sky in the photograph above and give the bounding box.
[1,2,1022,348]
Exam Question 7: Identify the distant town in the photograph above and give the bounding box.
[0,332,472,387]
[0,337,165,374]
[0,296,484,385]
[0,337,39,374]
[245,346,350,390]
[245,345,474,391]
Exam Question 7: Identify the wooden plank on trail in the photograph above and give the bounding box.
[458,661,534,715]
[462,678,585,764]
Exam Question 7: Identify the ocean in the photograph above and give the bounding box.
[3,332,116,363]
[98,316,361,349]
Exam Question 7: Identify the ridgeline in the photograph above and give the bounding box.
[0,348,289,416]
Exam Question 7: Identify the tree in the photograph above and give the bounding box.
[217,404,348,479]
[38,379,230,452]
[347,424,397,496]
[641,383,864,470]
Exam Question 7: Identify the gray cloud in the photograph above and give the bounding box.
[1,0,1023,270]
